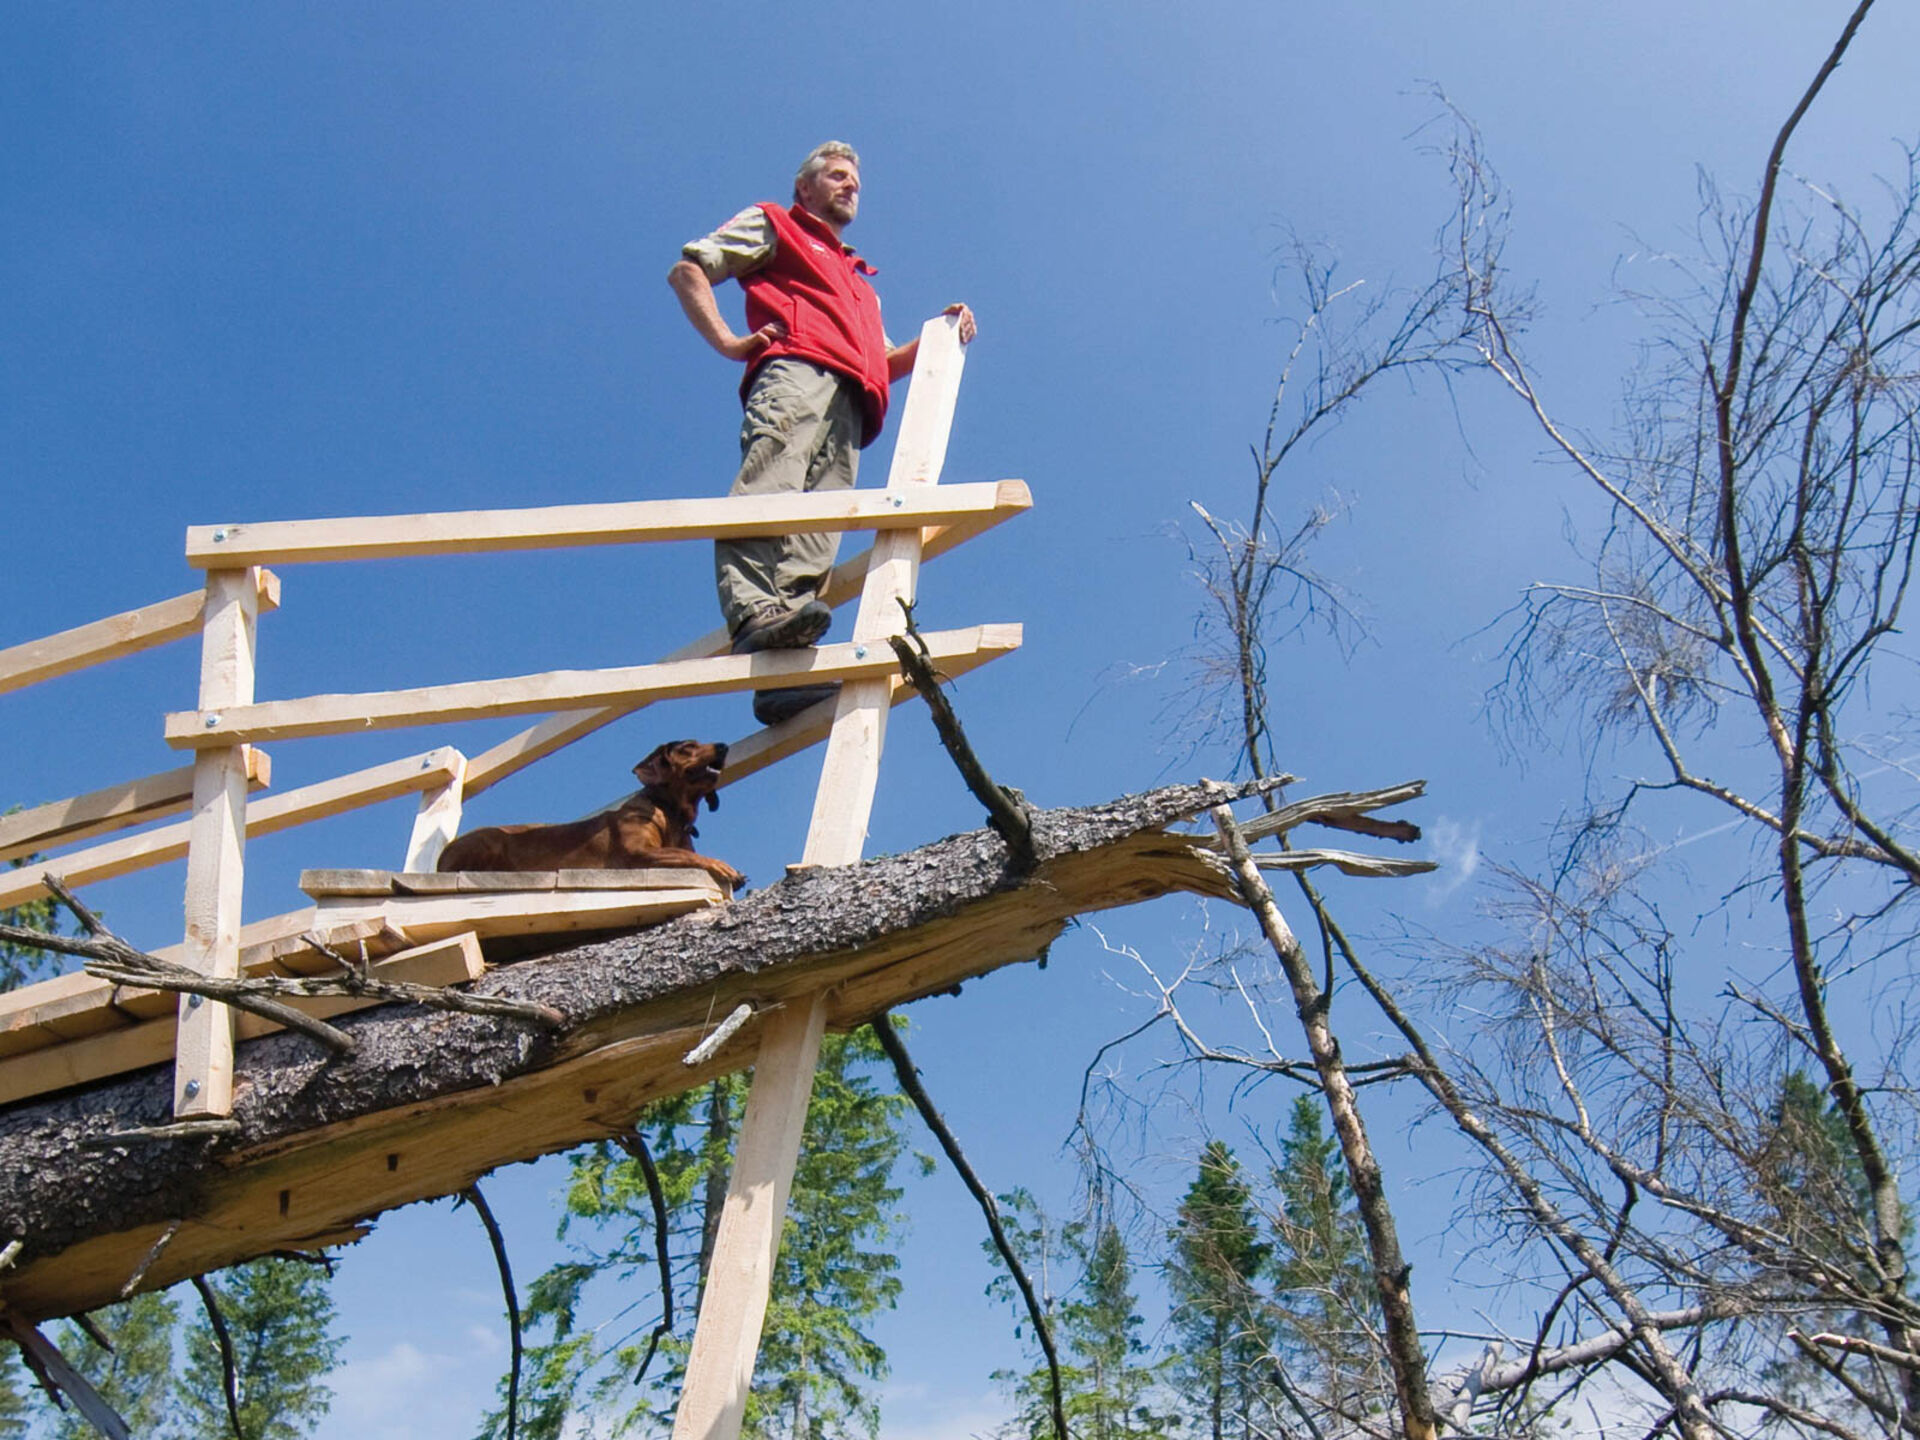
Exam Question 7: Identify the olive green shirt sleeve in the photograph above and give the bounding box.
[681,206,777,282]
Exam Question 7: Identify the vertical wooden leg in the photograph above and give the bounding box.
[670,993,828,1440]
[175,568,259,1118]
[402,752,467,872]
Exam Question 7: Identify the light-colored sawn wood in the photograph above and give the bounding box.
[457,505,1027,801]
[0,748,465,912]
[0,570,279,696]
[176,568,261,1118]
[164,624,1021,749]
[0,749,271,865]
[185,480,1028,567]
[0,934,484,1107]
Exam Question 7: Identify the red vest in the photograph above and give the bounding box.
[740,202,891,446]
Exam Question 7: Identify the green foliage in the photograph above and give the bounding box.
[990,1193,1179,1440]
[1166,1141,1270,1440]
[175,1258,343,1440]
[496,1028,912,1439]
[48,1291,180,1439]
[0,1347,30,1440]
[1268,1097,1380,1410]
[1,839,64,993]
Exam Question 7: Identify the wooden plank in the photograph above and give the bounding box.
[0,934,484,1108]
[0,750,271,865]
[0,570,279,695]
[0,917,400,1058]
[401,753,466,873]
[670,993,827,1440]
[307,886,725,947]
[0,747,465,912]
[297,870,399,898]
[164,625,1022,749]
[176,569,261,1118]
[805,313,966,868]
[184,480,1027,568]
[456,493,1031,801]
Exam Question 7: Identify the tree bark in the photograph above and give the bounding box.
[0,782,1256,1322]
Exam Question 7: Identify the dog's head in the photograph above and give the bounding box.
[633,739,729,814]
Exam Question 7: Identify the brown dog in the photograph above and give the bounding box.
[436,739,744,888]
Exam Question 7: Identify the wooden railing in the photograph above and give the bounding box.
[1,315,1025,1128]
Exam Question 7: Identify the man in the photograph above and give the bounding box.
[669,141,976,726]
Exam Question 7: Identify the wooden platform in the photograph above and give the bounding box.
[0,868,728,1108]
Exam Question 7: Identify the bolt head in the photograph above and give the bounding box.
[854,645,868,660]
[203,713,221,728]
[187,993,203,1009]
[183,1079,201,1099]
[212,528,229,542]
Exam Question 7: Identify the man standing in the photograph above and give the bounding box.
[669,141,976,726]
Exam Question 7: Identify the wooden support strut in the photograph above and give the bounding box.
[672,313,970,1440]
[175,568,260,1118]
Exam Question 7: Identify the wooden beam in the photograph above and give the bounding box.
[401,753,466,873]
[457,505,1024,800]
[307,884,725,947]
[0,934,484,1108]
[0,747,464,912]
[670,994,827,1440]
[0,570,279,696]
[0,916,401,1055]
[804,314,967,868]
[185,480,1029,568]
[0,750,272,864]
[176,569,262,1118]
[164,624,1022,749]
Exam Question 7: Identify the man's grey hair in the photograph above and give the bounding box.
[794,141,860,200]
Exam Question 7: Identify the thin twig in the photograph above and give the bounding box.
[462,1185,522,1440]
[870,1015,1068,1440]
[191,1274,244,1440]
[118,1221,184,1299]
[614,1131,677,1382]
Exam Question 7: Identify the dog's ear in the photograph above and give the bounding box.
[633,744,674,787]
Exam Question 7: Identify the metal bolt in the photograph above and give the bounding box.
[854,645,868,660]
[183,1079,201,1099]
[887,494,905,508]
[187,994,203,1009]
[212,528,229,542]
[203,713,221,728]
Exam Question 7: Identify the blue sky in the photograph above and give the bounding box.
[6,3,1919,1436]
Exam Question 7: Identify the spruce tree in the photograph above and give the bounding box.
[48,1291,180,1439]
[1268,1096,1380,1423]
[1167,1141,1270,1440]
[175,1257,343,1439]
[991,1197,1177,1440]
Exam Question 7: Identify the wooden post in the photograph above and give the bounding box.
[671,314,970,1440]
[402,751,467,872]
[175,567,260,1118]
[667,994,827,1440]
[804,314,969,865]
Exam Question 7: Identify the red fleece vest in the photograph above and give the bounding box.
[740,202,891,446]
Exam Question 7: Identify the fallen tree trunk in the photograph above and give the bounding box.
[0,782,1255,1322]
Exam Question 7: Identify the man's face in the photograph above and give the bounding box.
[797,157,860,228]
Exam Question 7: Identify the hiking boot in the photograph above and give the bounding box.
[753,684,840,727]
[730,600,832,654]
